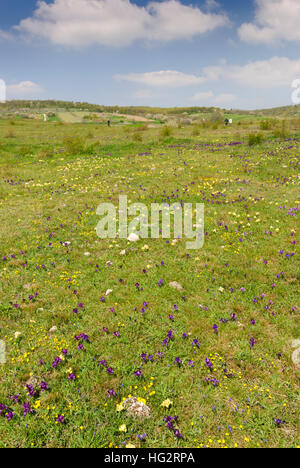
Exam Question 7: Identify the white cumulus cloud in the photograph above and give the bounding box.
[0,30,13,41]
[114,70,207,87]
[7,81,44,98]
[204,57,300,88]
[238,0,300,44]
[15,0,229,47]
[189,90,236,105]
[189,91,214,101]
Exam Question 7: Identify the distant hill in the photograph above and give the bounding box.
[0,100,219,116]
[0,100,299,120]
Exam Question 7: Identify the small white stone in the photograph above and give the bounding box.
[105,289,113,296]
[49,326,57,333]
[169,281,184,291]
[291,339,300,349]
[128,233,139,242]
[292,348,300,366]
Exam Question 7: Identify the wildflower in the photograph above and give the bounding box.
[116,403,124,412]
[80,333,89,341]
[40,381,49,392]
[205,358,213,369]
[26,384,36,397]
[119,424,127,433]
[174,357,182,366]
[274,419,284,427]
[52,357,61,369]
[249,338,257,348]
[10,394,20,403]
[6,411,14,421]
[174,429,183,439]
[23,402,33,417]
[162,338,169,347]
[161,399,173,409]
[163,415,183,439]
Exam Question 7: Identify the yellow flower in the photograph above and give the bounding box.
[161,398,173,409]
[116,403,124,412]
[119,424,127,433]
[126,444,136,448]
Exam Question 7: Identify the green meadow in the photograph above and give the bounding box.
[0,108,299,448]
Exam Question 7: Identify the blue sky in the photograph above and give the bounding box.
[0,0,300,109]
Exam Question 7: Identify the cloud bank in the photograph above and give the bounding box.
[6,81,44,98]
[114,70,206,87]
[15,0,229,47]
[238,0,300,44]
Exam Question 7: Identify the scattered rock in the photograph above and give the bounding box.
[105,289,113,296]
[237,322,245,329]
[291,339,300,349]
[169,281,184,291]
[128,233,139,242]
[49,326,57,333]
[292,348,300,366]
[120,250,126,256]
[0,340,5,364]
[84,252,91,257]
[26,375,40,387]
[123,397,151,419]
[106,261,113,267]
